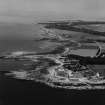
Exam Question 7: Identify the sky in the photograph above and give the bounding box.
[0,0,105,23]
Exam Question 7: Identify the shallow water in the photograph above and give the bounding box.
[70,49,97,57]
[0,40,42,55]
[0,58,35,71]
[0,23,41,55]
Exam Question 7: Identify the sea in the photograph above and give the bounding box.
[0,22,105,105]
